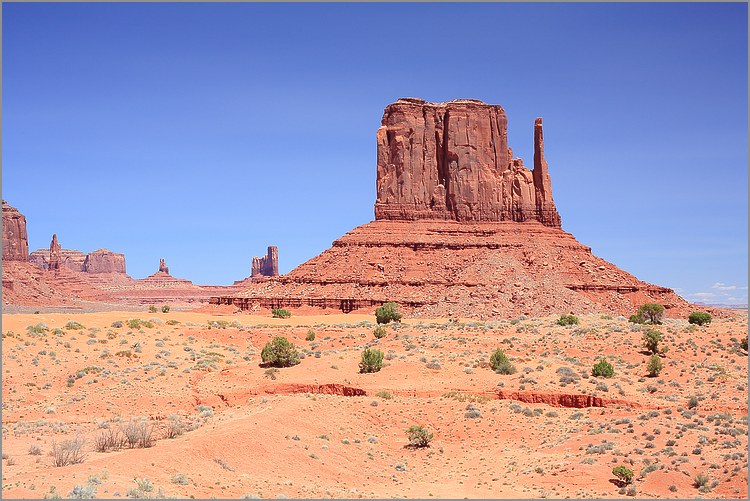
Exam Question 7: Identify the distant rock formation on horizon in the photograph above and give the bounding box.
[159,258,170,275]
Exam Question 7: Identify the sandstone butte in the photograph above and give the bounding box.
[251,246,280,277]
[214,98,704,319]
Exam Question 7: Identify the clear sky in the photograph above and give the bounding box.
[3,3,747,305]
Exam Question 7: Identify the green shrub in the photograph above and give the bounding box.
[359,348,384,373]
[161,305,170,313]
[637,303,665,324]
[688,311,711,326]
[556,314,579,326]
[490,349,516,375]
[642,329,662,354]
[741,337,748,352]
[647,354,663,377]
[373,325,387,339]
[65,321,85,330]
[260,337,300,368]
[694,472,709,488]
[305,330,316,342]
[592,359,614,378]
[271,308,291,319]
[628,314,645,324]
[612,465,634,484]
[148,305,158,313]
[406,425,433,448]
[375,302,402,324]
[26,323,49,335]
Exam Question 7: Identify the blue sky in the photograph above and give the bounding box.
[3,3,747,304]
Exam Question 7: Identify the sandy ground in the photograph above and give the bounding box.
[1,309,747,498]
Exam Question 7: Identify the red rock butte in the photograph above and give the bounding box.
[213,98,696,318]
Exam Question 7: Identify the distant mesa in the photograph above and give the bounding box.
[251,246,279,278]
[29,235,126,275]
[213,98,696,318]
[2,200,29,261]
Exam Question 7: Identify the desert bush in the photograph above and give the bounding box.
[161,305,170,313]
[359,348,384,373]
[375,391,393,400]
[305,330,316,341]
[65,321,85,330]
[164,415,186,439]
[28,444,42,455]
[121,418,155,449]
[490,349,516,375]
[592,359,614,378]
[557,314,579,326]
[261,337,300,367]
[148,305,158,313]
[26,323,49,334]
[612,465,634,484]
[637,303,664,324]
[94,427,124,452]
[628,314,645,324]
[687,395,699,409]
[694,472,710,488]
[740,337,748,352]
[642,329,662,354]
[51,437,86,466]
[375,302,402,324]
[67,484,96,499]
[171,473,189,485]
[271,308,291,319]
[111,321,123,328]
[647,354,663,377]
[406,425,433,447]
[688,311,711,326]
[373,325,387,339]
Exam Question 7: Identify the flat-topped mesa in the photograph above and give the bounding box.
[251,246,279,277]
[83,249,126,274]
[374,99,561,227]
[2,200,29,261]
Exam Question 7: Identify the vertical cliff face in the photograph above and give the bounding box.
[375,98,561,227]
[2,201,29,261]
[251,246,279,277]
[83,249,126,274]
[48,234,62,272]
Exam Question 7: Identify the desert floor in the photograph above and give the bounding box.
[1,309,747,499]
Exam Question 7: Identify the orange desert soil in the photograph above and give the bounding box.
[1,309,747,498]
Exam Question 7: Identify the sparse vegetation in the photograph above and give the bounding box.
[260,337,300,367]
[271,308,291,319]
[592,359,614,378]
[612,465,634,484]
[556,314,579,326]
[375,302,402,324]
[161,304,170,313]
[637,303,664,324]
[148,305,158,313]
[406,425,433,447]
[359,348,384,373]
[51,438,86,466]
[305,330,316,341]
[740,336,748,352]
[490,349,516,375]
[642,329,662,354]
[688,311,711,326]
[373,325,387,339]
[628,313,645,324]
[694,472,710,488]
[64,321,85,330]
[646,354,663,377]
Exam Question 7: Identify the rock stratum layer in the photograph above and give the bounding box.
[215,98,703,318]
[375,98,560,226]
[2,201,29,261]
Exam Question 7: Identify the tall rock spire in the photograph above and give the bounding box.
[48,234,61,272]
[532,118,561,228]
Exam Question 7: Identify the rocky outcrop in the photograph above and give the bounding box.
[375,98,561,226]
[251,246,279,277]
[48,234,61,272]
[2,201,29,261]
[158,258,169,274]
[83,249,126,274]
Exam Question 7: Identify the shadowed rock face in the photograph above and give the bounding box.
[375,98,561,227]
[2,201,29,261]
[252,246,279,277]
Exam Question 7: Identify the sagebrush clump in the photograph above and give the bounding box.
[373,325,387,339]
[556,314,579,326]
[260,337,300,367]
[375,302,402,324]
[406,425,433,447]
[271,308,291,319]
[359,348,384,373]
[592,359,614,378]
[490,349,516,375]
